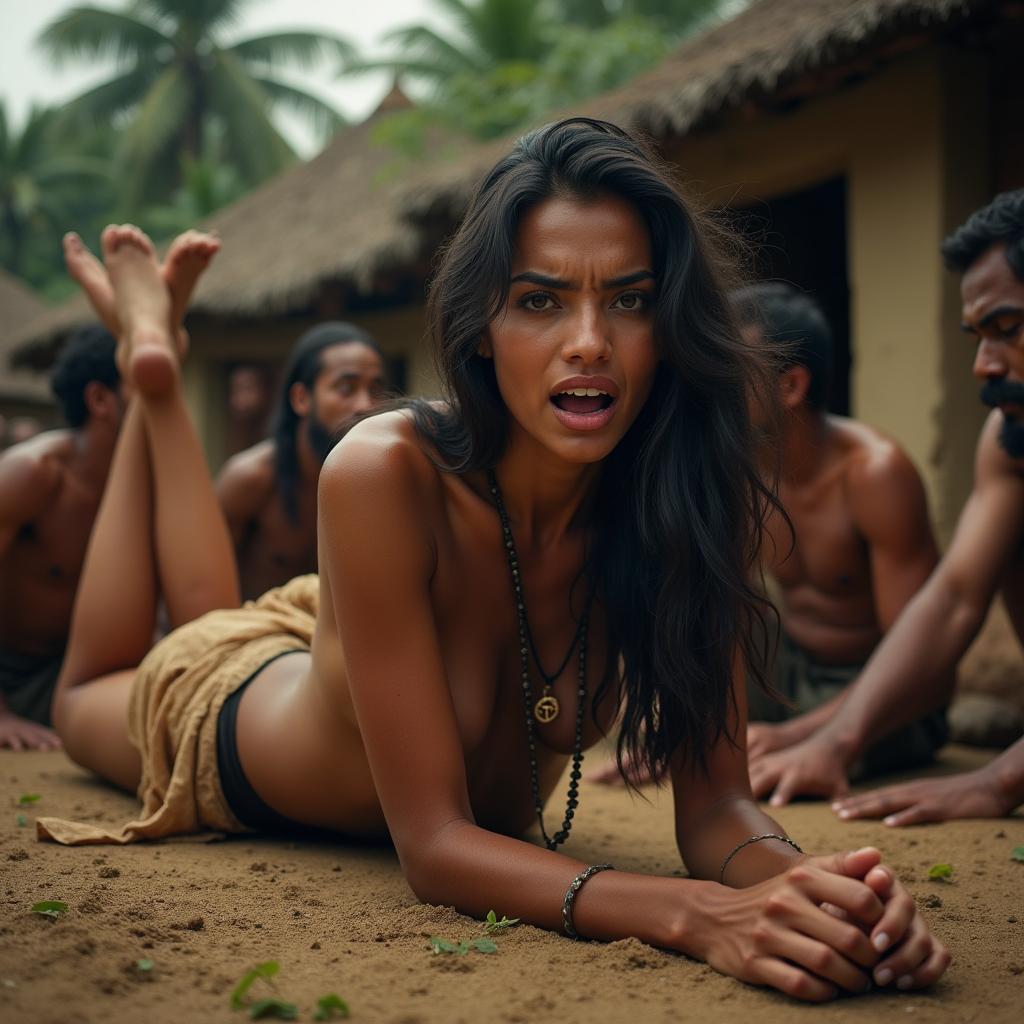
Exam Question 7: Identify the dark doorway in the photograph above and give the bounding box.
[728,177,851,414]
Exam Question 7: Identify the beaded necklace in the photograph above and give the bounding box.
[487,469,593,850]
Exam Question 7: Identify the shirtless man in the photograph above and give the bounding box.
[0,325,121,749]
[0,229,221,752]
[215,323,387,600]
[594,283,947,787]
[757,190,1024,822]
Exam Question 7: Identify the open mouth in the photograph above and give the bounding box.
[550,387,614,415]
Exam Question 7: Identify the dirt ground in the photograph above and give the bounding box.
[1,745,1022,1024]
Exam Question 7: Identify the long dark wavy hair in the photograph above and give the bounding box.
[271,321,382,523]
[406,117,780,779]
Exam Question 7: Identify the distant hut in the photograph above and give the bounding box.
[10,0,1022,535]
[0,269,55,433]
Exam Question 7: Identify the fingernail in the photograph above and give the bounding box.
[897,975,914,990]
[770,796,782,807]
[838,809,851,819]
[875,968,893,986]
[873,932,890,952]
[883,815,898,826]
[830,801,841,810]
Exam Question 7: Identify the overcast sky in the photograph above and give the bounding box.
[0,0,435,155]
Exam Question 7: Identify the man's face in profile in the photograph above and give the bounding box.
[962,244,1024,457]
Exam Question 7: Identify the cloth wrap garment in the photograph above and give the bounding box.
[36,575,319,845]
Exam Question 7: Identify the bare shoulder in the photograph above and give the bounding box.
[0,430,69,507]
[320,409,447,516]
[975,409,1024,485]
[217,439,275,489]
[835,416,925,495]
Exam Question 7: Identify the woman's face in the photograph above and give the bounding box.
[483,192,660,467]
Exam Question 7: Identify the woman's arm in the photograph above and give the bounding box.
[319,424,947,1000]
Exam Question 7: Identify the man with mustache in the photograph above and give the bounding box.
[215,323,387,601]
[754,189,1024,823]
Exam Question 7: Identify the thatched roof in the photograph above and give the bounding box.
[0,270,52,403]
[10,0,999,367]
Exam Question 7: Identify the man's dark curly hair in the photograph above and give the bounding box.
[942,190,1024,280]
[50,325,120,428]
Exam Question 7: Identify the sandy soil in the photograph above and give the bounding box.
[1,745,1022,1024]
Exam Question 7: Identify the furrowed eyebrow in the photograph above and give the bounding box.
[509,269,655,289]
[977,305,1024,329]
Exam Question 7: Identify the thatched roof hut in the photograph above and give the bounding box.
[10,0,1003,368]
[0,270,52,412]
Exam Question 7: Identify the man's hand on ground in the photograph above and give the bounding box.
[0,710,61,751]
[831,768,1010,826]
[748,735,851,806]
[746,721,798,762]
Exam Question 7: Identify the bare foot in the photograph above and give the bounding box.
[162,229,220,358]
[64,232,119,336]
[101,224,177,397]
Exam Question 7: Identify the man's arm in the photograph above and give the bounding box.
[752,412,1024,802]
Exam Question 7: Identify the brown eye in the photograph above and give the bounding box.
[519,292,556,311]
[614,291,649,311]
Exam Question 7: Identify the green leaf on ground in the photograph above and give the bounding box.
[484,910,520,933]
[15,814,27,828]
[314,993,350,1020]
[928,863,953,880]
[17,794,40,806]
[1011,846,1024,863]
[429,936,468,955]
[31,900,68,919]
[230,961,280,1010]
[136,958,154,972]
[248,998,298,1020]
[472,938,498,953]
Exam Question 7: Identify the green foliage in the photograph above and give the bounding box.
[36,0,353,210]
[17,794,41,806]
[249,999,298,1020]
[314,993,350,1020]
[429,935,498,955]
[1011,846,1024,863]
[230,961,280,1010]
[346,0,723,143]
[928,863,953,881]
[484,910,520,933]
[31,900,69,919]
[15,815,28,828]
[136,958,154,972]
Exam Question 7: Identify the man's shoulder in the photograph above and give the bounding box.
[833,416,923,494]
[0,431,71,495]
[217,440,275,487]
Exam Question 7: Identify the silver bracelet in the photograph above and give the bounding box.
[562,863,614,939]
[719,834,803,884]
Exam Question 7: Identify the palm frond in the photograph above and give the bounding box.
[51,65,159,131]
[230,31,356,72]
[115,65,190,193]
[206,50,295,185]
[249,77,345,140]
[378,24,481,75]
[32,155,110,186]
[37,6,169,67]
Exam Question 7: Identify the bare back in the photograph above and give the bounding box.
[0,431,104,657]
[234,412,616,839]
[766,416,937,664]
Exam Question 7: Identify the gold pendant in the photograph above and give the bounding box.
[534,694,560,723]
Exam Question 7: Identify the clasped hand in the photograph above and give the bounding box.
[699,847,950,1001]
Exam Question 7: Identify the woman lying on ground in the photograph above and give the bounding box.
[41,118,949,1002]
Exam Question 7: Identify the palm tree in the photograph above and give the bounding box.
[346,0,556,91]
[555,0,724,32]
[0,101,109,279]
[38,0,354,209]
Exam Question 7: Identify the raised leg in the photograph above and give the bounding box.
[52,225,238,790]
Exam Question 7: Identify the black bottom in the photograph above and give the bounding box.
[216,649,312,835]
